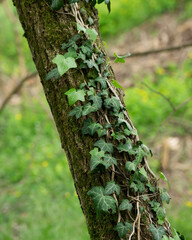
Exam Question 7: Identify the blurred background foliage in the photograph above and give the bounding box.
[0,0,192,239]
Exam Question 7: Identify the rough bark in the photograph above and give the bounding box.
[12,1,172,239]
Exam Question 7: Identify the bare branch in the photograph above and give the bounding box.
[110,42,192,59]
[0,72,38,113]
[142,82,176,111]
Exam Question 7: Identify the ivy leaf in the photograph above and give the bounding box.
[134,146,146,165]
[98,0,105,3]
[46,68,60,81]
[139,167,148,180]
[147,182,156,193]
[103,154,117,168]
[90,148,105,171]
[97,128,107,138]
[82,118,102,136]
[87,186,117,215]
[87,87,95,96]
[94,77,107,89]
[160,188,171,204]
[69,0,79,3]
[65,88,85,106]
[68,106,83,119]
[116,139,133,153]
[104,97,121,113]
[88,17,94,25]
[82,103,98,116]
[111,79,123,89]
[124,129,137,136]
[52,55,77,76]
[117,118,132,131]
[136,180,145,193]
[149,224,166,240]
[114,52,125,63]
[114,222,132,238]
[64,48,77,58]
[111,132,126,141]
[104,181,120,195]
[76,23,86,32]
[119,199,132,211]
[125,161,136,172]
[51,0,63,10]
[130,182,138,192]
[94,139,113,153]
[89,95,103,109]
[86,28,98,42]
[85,60,99,72]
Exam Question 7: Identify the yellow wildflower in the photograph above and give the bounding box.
[186,201,192,208]
[15,113,22,121]
[42,161,49,167]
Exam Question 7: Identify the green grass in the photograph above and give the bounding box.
[0,97,89,240]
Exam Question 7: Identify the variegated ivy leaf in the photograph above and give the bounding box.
[103,154,117,168]
[52,55,77,76]
[104,97,121,113]
[87,186,117,215]
[94,139,113,153]
[86,28,98,42]
[65,88,85,106]
[82,118,103,136]
[104,181,120,195]
[119,199,132,211]
[68,106,83,119]
[82,103,98,116]
[149,224,166,240]
[116,139,133,153]
[160,188,171,204]
[89,95,102,109]
[114,222,133,238]
[125,161,136,172]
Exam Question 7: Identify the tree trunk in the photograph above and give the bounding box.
[12,1,173,239]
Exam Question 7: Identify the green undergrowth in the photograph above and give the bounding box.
[124,59,192,141]
[97,0,187,38]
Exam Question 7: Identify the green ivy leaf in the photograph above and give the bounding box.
[69,0,79,3]
[87,186,117,215]
[82,118,103,136]
[84,60,99,72]
[104,97,121,113]
[147,182,156,193]
[52,55,77,76]
[130,182,138,192]
[94,139,113,153]
[114,52,125,63]
[94,77,108,89]
[111,79,123,89]
[97,128,107,138]
[76,23,86,32]
[104,181,120,195]
[124,129,137,136]
[160,188,171,204]
[103,154,117,168]
[46,68,60,81]
[149,224,166,240]
[116,139,133,153]
[68,106,83,119]
[89,95,103,109]
[125,161,136,172]
[87,87,95,96]
[86,28,98,42]
[51,0,63,10]
[82,103,98,116]
[119,199,132,211]
[134,146,146,165]
[117,118,132,131]
[88,17,94,25]
[65,88,85,106]
[114,222,132,238]
[139,167,148,180]
[90,148,105,171]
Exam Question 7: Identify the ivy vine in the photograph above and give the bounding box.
[47,1,184,240]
